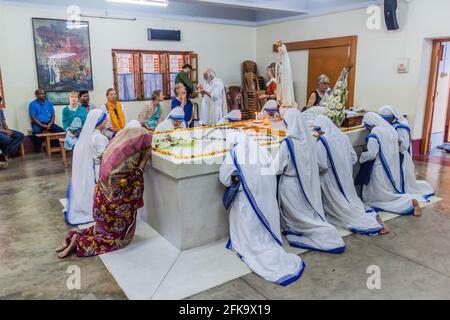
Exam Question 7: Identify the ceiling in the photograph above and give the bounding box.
[0,0,383,26]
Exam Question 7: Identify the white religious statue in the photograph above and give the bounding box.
[197,68,227,126]
[275,41,298,109]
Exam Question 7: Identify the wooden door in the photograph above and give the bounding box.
[445,86,450,142]
[0,67,4,105]
[307,46,350,106]
[422,42,443,154]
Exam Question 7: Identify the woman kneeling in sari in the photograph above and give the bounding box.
[359,112,421,216]
[57,126,152,258]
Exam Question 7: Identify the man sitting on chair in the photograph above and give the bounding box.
[29,88,64,152]
[0,96,24,166]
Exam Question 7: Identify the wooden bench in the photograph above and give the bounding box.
[35,132,66,159]
[58,138,70,169]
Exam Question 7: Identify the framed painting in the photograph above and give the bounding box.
[46,91,70,105]
[32,18,94,92]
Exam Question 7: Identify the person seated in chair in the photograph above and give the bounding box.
[29,88,64,152]
[259,63,277,106]
[0,96,24,165]
[79,91,96,112]
[62,91,88,150]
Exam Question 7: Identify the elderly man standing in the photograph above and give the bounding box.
[197,68,227,125]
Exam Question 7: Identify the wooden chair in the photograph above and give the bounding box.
[35,132,66,159]
[243,60,257,75]
[226,86,248,119]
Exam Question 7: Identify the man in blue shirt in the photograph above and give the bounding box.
[0,96,24,163]
[29,88,64,152]
[171,83,194,128]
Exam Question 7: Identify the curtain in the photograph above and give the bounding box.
[170,73,178,97]
[118,74,136,101]
[143,73,164,99]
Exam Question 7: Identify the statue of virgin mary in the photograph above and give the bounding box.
[275,42,298,109]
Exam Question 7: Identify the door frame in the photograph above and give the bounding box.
[422,38,450,154]
[273,36,358,107]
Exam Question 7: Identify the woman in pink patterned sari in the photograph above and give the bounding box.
[57,127,152,258]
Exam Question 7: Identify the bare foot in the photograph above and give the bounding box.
[412,199,422,217]
[379,222,390,235]
[58,234,78,258]
[55,240,68,252]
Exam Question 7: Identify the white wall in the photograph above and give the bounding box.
[0,3,256,133]
[256,0,450,139]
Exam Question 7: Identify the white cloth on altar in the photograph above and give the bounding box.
[65,109,107,225]
[360,112,414,215]
[314,115,383,234]
[272,109,345,253]
[379,105,434,201]
[219,132,304,285]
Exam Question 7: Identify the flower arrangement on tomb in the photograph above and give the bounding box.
[153,134,196,150]
[325,65,351,126]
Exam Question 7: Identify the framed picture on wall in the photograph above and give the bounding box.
[32,18,94,92]
[46,91,70,105]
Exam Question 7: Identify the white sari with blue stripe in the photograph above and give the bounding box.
[379,105,434,201]
[360,113,415,215]
[273,109,345,253]
[219,132,304,286]
[314,116,383,235]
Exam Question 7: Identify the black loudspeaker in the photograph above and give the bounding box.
[148,29,181,41]
[384,0,399,30]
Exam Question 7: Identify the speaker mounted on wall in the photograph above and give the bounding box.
[148,29,181,41]
[384,0,399,30]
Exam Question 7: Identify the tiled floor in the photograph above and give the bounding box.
[1,153,449,300]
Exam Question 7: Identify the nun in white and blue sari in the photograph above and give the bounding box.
[273,109,345,253]
[219,131,305,286]
[217,109,242,125]
[379,105,434,201]
[155,107,186,132]
[314,115,387,235]
[65,109,108,225]
[360,112,421,216]
[261,100,279,118]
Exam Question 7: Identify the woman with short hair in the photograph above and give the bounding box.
[171,83,193,128]
[306,74,331,108]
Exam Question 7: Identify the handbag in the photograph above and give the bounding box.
[223,174,241,210]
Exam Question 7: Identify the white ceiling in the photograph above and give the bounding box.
[0,0,383,26]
